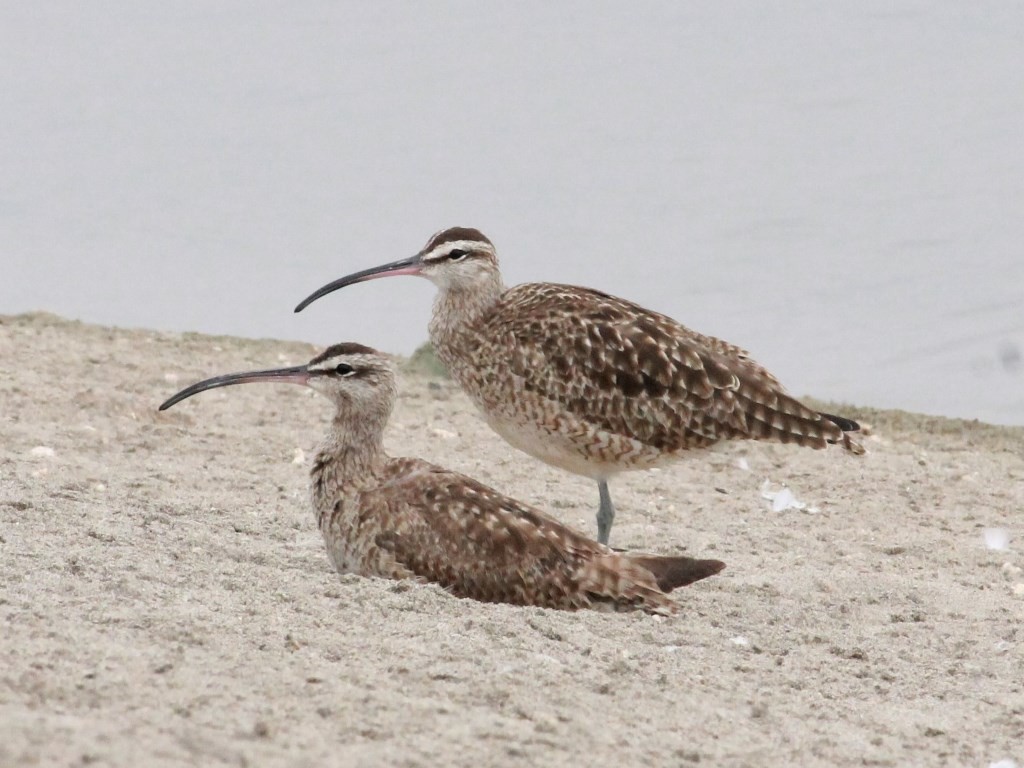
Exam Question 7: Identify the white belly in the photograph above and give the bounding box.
[480,399,675,481]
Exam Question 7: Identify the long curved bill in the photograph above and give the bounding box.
[159,365,310,411]
[294,254,424,313]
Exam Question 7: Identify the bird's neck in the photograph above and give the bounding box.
[428,275,505,350]
[310,412,390,507]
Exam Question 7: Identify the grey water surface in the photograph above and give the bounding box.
[3,2,1022,424]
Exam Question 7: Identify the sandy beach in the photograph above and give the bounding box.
[1,311,1021,767]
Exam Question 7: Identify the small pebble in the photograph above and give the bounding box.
[291,448,306,465]
[1001,562,1022,580]
[29,446,55,459]
[163,372,179,383]
[730,636,750,647]
[431,428,458,440]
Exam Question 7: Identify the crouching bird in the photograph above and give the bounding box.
[159,342,725,614]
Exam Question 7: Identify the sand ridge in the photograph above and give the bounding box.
[1,312,1022,767]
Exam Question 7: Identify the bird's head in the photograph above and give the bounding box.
[159,343,397,423]
[294,227,500,312]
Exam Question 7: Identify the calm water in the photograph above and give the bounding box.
[3,2,1023,424]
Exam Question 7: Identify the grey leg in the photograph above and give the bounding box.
[596,480,615,546]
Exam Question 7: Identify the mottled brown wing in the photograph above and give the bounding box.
[486,283,846,451]
[363,459,603,608]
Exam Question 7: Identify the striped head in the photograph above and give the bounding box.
[159,343,398,426]
[295,227,501,312]
[414,227,499,292]
[304,343,397,420]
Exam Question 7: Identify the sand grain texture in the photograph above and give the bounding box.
[1,313,1022,767]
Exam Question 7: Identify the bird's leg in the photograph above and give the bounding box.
[597,480,616,546]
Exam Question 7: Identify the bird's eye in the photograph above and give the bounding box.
[334,363,356,377]
[447,249,468,262]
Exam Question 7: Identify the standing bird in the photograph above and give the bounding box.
[159,343,724,614]
[295,228,865,546]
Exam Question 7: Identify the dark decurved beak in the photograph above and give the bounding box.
[159,365,310,411]
[294,254,424,313]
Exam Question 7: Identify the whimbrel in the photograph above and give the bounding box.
[295,227,865,546]
[159,343,724,613]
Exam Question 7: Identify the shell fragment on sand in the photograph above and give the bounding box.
[983,528,1011,551]
[760,480,819,514]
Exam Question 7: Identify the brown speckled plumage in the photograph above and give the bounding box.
[161,346,724,613]
[440,281,864,464]
[295,226,864,544]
